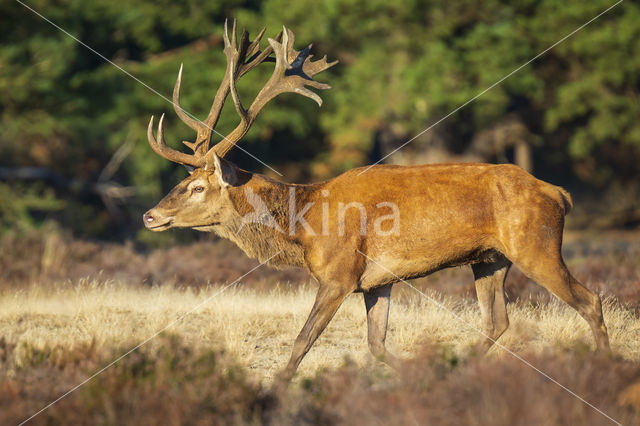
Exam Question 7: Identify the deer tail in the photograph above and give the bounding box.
[556,186,573,215]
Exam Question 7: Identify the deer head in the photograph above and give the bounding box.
[143,20,337,231]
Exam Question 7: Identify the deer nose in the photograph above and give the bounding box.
[143,211,155,224]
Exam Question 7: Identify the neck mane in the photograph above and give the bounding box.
[213,171,312,269]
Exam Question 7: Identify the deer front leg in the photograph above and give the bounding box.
[471,257,511,352]
[364,284,402,369]
[277,282,352,383]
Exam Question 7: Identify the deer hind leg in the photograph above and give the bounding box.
[471,256,511,352]
[363,284,401,369]
[277,282,352,383]
[506,219,610,351]
[515,252,609,350]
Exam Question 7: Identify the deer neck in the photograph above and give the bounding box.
[213,172,309,269]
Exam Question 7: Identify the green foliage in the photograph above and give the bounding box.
[1,0,639,237]
[0,183,65,233]
[257,0,640,182]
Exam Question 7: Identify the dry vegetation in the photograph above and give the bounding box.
[0,230,639,424]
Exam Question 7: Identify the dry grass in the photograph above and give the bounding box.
[1,230,639,423]
[1,280,639,383]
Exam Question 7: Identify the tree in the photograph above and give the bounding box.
[1,0,638,237]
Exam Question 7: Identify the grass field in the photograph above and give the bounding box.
[1,231,639,424]
[1,281,640,381]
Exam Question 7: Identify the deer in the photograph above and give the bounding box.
[143,21,610,383]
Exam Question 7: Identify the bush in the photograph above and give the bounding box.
[279,345,640,425]
[0,335,272,425]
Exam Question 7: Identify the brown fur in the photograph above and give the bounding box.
[144,160,610,382]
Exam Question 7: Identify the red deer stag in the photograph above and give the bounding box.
[144,21,610,382]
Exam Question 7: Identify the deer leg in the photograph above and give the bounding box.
[515,253,610,350]
[277,283,352,383]
[363,284,401,368]
[471,257,511,352]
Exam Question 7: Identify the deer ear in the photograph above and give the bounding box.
[205,151,236,187]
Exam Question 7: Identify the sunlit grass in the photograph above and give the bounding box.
[1,280,638,383]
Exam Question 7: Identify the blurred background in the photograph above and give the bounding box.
[2,4,640,423]
[0,0,639,289]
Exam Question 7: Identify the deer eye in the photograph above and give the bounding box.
[192,186,205,193]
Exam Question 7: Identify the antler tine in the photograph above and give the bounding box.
[231,18,237,49]
[238,28,280,78]
[210,26,337,158]
[172,64,201,132]
[200,20,244,134]
[243,27,268,64]
[281,26,293,65]
[147,115,203,167]
[221,18,232,51]
[229,56,248,123]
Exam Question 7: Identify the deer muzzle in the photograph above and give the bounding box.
[143,209,173,231]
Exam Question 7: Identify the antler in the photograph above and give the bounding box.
[147,20,337,167]
[211,26,338,157]
[147,114,202,166]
